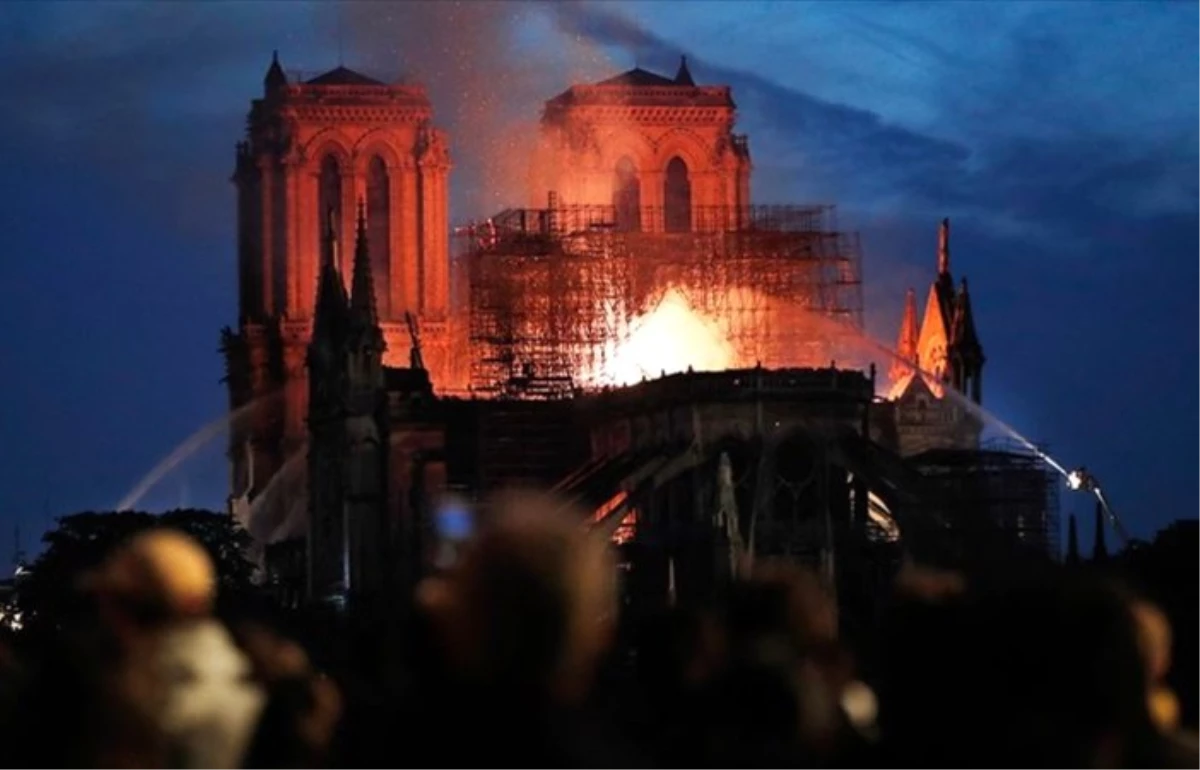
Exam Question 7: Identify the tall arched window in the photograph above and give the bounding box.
[613,156,641,232]
[318,155,343,268]
[664,156,692,233]
[366,156,391,318]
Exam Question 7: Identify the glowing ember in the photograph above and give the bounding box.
[588,288,735,387]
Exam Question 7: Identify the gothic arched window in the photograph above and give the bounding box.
[664,156,692,233]
[318,154,343,267]
[366,156,391,319]
[613,156,641,232]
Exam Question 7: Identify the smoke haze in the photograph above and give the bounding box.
[343,0,618,220]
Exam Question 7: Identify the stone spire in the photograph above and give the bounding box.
[937,217,950,276]
[915,218,958,382]
[675,55,696,86]
[949,277,985,402]
[264,50,287,93]
[310,207,349,365]
[891,287,919,382]
[346,200,386,362]
[951,279,982,357]
[349,199,380,331]
[1065,513,1080,566]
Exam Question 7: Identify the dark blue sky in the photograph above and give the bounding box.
[0,1,1195,560]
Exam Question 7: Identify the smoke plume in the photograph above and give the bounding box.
[343,0,618,221]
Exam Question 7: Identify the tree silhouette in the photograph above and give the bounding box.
[15,509,255,635]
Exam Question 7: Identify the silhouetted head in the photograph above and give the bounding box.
[719,565,849,755]
[84,528,216,627]
[978,574,1157,766]
[893,559,967,603]
[233,622,342,768]
[637,607,726,695]
[727,563,838,659]
[417,489,618,705]
[1125,595,1182,734]
[1130,598,1173,684]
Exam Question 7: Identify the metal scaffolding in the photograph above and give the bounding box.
[911,438,1062,560]
[455,204,865,398]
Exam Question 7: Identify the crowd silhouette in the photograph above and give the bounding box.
[0,491,1195,769]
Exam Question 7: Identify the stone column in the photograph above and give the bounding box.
[388,160,405,323]
[418,161,446,315]
[280,329,309,448]
[400,160,420,313]
[282,156,303,318]
[257,157,277,317]
[432,166,450,316]
[341,166,358,292]
[642,171,665,233]
[737,161,751,211]
[300,163,320,318]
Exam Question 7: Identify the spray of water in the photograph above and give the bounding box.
[772,306,1072,480]
[805,309,1132,542]
[115,393,281,512]
[240,428,430,545]
[243,444,308,541]
[846,327,1071,479]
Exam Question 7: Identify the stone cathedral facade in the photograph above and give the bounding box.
[222,55,456,514]
[222,55,1015,607]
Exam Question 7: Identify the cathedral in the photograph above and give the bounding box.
[222,55,1053,610]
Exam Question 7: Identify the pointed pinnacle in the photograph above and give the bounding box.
[350,197,380,330]
[938,217,951,275]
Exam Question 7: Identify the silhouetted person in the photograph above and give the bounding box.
[705,564,866,768]
[628,606,726,765]
[235,622,343,769]
[413,490,639,767]
[86,529,266,769]
[1126,594,1199,767]
[880,569,1162,768]
[9,536,174,768]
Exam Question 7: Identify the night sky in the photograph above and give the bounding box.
[0,1,1195,562]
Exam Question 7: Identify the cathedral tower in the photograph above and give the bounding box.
[529,57,752,231]
[224,53,452,512]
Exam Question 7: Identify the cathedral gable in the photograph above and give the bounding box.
[916,285,950,380]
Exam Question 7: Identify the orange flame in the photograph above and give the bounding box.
[586,288,736,387]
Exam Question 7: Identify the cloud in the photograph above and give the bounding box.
[548,1,970,208]
[0,3,340,238]
[549,3,1197,263]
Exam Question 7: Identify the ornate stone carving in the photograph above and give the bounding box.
[292,106,431,124]
[711,133,730,166]
[416,122,450,168]
[280,145,307,168]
